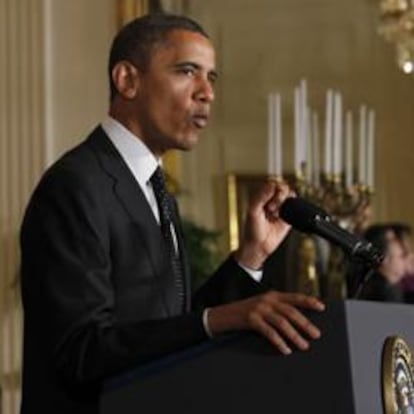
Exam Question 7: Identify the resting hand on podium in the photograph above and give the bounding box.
[207,291,324,355]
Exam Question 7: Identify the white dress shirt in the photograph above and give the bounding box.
[101,117,161,222]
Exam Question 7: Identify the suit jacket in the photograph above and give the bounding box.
[20,126,263,413]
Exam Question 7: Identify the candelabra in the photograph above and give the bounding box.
[271,168,374,300]
[266,79,376,299]
[251,78,377,298]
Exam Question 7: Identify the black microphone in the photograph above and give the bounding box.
[279,197,384,267]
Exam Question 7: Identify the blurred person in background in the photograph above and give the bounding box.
[391,223,414,303]
[357,224,405,303]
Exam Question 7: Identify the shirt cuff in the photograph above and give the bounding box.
[237,262,264,282]
[202,308,213,338]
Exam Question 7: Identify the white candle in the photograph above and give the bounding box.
[359,105,367,184]
[367,109,375,189]
[345,111,353,188]
[300,79,308,173]
[312,112,320,186]
[267,93,275,175]
[294,87,301,174]
[305,108,312,183]
[275,93,283,176]
[333,92,343,176]
[324,89,333,176]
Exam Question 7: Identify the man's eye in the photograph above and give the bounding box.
[179,67,195,76]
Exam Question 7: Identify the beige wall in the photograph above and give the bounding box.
[44,0,116,163]
[0,1,117,413]
[179,0,414,247]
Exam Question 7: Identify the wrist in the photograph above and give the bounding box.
[207,303,241,335]
[233,244,266,270]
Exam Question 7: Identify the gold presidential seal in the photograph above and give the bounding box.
[382,336,414,414]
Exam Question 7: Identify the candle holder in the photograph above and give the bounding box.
[291,162,373,230]
[296,233,320,297]
[287,164,374,299]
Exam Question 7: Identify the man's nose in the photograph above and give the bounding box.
[195,76,215,103]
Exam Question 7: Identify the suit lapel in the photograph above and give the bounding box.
[85,127,183,315]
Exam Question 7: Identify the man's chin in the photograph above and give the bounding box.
[177,135,200,151]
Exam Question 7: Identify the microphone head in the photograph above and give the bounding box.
[279,197,329,232]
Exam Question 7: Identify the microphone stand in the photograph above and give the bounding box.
[352,267,376,299]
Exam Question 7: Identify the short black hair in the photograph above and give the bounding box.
[108,13,209,101]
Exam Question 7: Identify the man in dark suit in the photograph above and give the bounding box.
[20,14,325,413]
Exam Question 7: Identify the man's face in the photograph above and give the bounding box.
[134,29,217,156]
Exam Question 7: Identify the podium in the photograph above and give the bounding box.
[101,300,414,413]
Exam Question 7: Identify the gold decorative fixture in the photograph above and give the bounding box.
[378,0,414,74]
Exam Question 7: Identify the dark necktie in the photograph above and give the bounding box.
[150,166,185,312]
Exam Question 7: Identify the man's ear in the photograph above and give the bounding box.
[111,61,140,100]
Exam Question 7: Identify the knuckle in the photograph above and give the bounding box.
[301,319,313,331]
[253,299,271,314]
[264,291,280,302]
[288,331,301,343]
[247,312,271,334]
[290,293,305,302]
[274,315,289,329]
[247,311,260,328]
[270,331,283,345]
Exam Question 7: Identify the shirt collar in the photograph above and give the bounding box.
[101,116,160,187]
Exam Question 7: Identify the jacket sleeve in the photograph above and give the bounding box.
[192,255,267,309]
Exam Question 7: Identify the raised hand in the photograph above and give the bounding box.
[235,179,294,270]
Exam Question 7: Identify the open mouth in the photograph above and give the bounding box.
[192,114,209,129]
